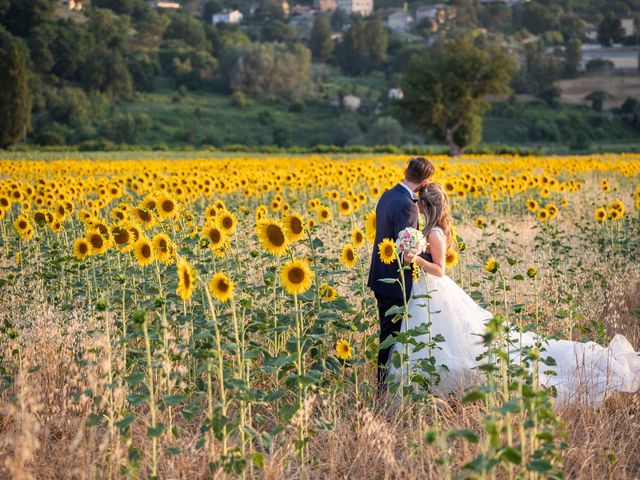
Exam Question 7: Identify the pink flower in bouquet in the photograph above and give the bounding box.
[396,227,427,258]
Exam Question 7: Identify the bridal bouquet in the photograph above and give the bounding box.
[396,227,427,259]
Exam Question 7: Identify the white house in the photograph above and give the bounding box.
[388,88,404,100]
[343,95,361,112]
[212,9,243,24]
[620,17,637,38]
[387,10,413,32]
[337,0,373,17]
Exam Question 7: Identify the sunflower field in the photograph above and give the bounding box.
[0,153,639,479]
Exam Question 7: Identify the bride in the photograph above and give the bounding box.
[389,183,640,405]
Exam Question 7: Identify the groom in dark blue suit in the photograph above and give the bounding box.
[368,157,435,390]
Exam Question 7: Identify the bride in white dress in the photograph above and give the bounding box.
[389,183,640,405]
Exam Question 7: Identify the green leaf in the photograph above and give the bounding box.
[278,403,299,422]
[147,423,165,438]
[163,394,187,406]
[462,390,485,403]
[527,459,553,472]
[384,305,405,316]
[447,429,479,443]
[378,278,398,284]
[252,452,264,468]
[499,446,522,464]
[115,413,135,431]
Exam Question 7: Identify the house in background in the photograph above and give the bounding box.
[212,9,244,24]
[59,0,85,10]
[314,0,337,12]
[337,0,373,17]
[387,10,413,33]
[415,4,446,24]
[150,1,181,9]
[620,16,637,38]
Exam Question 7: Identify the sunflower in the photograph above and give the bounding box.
[594,207,607,222]
[152,233,174,263]
[609,208,623,220]
[485,257,499,274]
[335,339,353,361]
[156,194,178,221]
[176,257,196,301]
[132,206,155,228]
[526,199,538,211]
[87,229,110,255]
[283,213,305,242]
[14,214,32,236]
[365,210,376,242]
[73,238,90,260]
[319,282,338,302]
[256,219,289,256]
[352,228,365,248]
[474,216,486,228]
[218,210,237,234]
[527,266,538,279]
[341,244,357,269]
[536,208,549,222]
[337,198,353,216]
[280,259,314,295]
[317,206,332,222]
[377,238,396,265]
[445,249,459,269]
[202,223,226,249]
[546,204,558,219]
[134,237,155,266]
[111,224,131,248]
[209,272,234,303]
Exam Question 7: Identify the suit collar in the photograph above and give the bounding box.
[397,182,419,201]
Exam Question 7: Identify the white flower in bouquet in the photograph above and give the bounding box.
[396,227,427,259]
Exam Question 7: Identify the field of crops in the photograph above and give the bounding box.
[0,153,639,479]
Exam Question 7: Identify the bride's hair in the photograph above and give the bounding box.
[419,183,453,251]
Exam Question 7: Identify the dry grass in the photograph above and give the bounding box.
[1,208,639,479]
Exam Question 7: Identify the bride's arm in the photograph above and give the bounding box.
[407,231,446,277]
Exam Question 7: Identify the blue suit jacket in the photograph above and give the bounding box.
[368,184,430,301]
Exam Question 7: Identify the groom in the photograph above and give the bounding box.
[367,156,435,391]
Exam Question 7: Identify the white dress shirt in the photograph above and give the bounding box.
[399,182,419,201]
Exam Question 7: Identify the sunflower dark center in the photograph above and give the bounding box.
[90,234,104,249]
[209,229,221,244]
[347,249,354,261]
[288,267,305,284]
[290,217,303,234]
[218,279,229,292]
[162,200,174,213]
[141,244,151,258]
[222,216,232,229]
[183,270,191,288]
[266,225,285,247]
[79,243,88,254]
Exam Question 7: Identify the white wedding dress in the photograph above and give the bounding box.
[389,227,640,405]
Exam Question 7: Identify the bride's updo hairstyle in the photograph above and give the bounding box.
[419,183,453,251]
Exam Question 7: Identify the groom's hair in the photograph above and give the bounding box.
[405,157,435,184]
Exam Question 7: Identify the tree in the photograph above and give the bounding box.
[164,11,208,50]
[82,49,132,99]
[514,1,558,35]
[597,13,625,47]
[564,38,581,77]
[203,0,224,19]
[368,117,403,145]
[364,15,387,70]
[0,27,32,148]
[222,42,312,99]
[89,8,130,50]
[399,37,515,156]
[309,15,333,62]
[261,20,297,43]
[2,0,56,37]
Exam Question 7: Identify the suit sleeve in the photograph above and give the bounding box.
[393,200,418,239]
